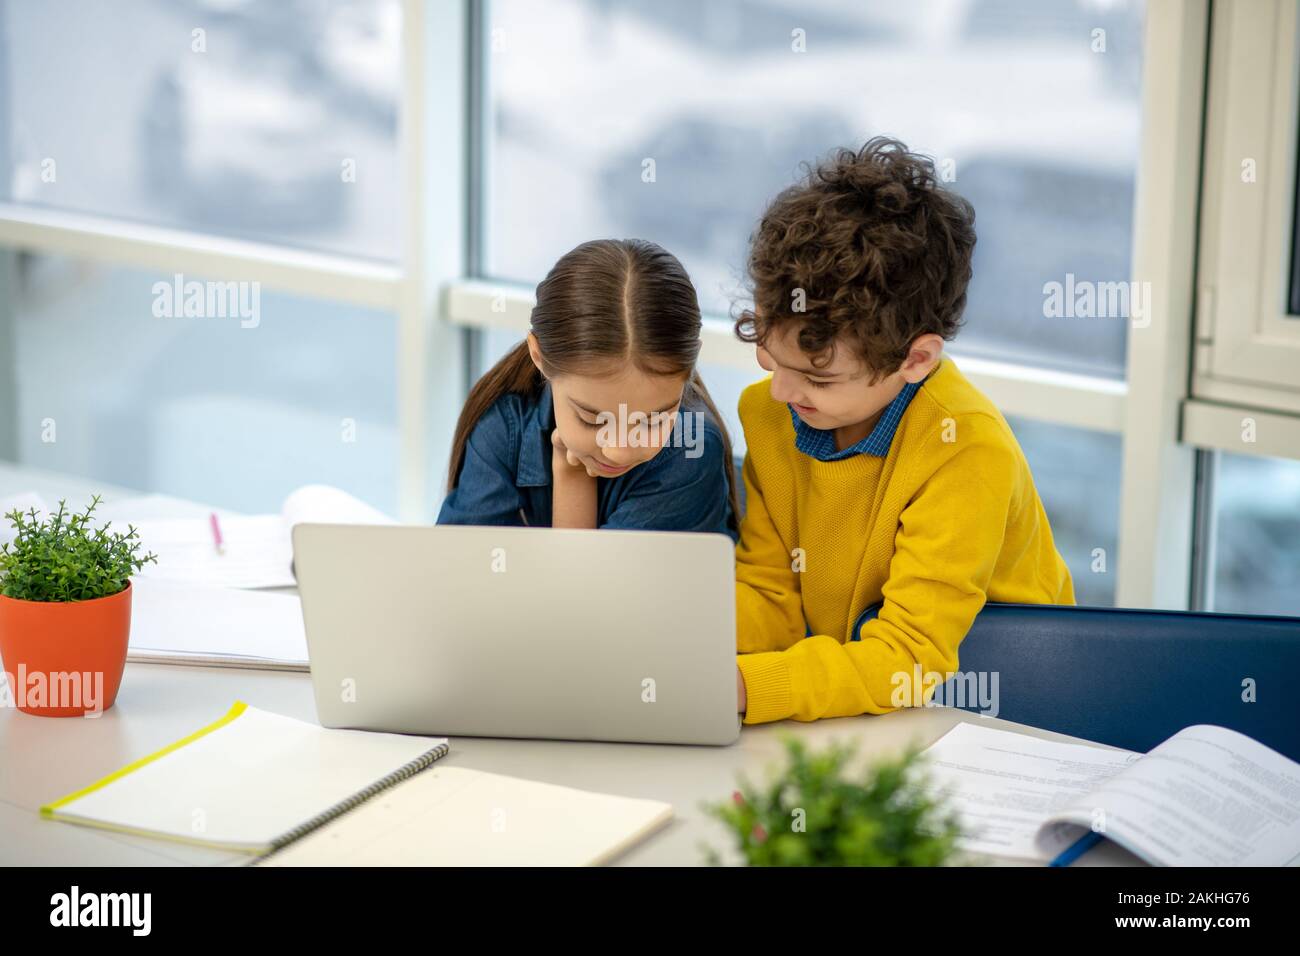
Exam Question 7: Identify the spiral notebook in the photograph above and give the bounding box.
[40,702,448,854]
[41,702,674,864]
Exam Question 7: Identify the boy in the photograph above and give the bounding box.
[733,137,1074,724]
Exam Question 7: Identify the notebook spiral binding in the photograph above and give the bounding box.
[256,740,451,861]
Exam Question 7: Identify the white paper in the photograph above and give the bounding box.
[258,766,674,866]
[1037,725,1300,866]
[129,578,308,664]
[921,721,1139,860]
[130,514,295,589]
[126,485,394,590]
[281,484,394,528]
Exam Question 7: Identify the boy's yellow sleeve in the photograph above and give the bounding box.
[734,451,806,654]
[736,440,1017,724]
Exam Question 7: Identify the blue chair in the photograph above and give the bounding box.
[877,602,1300,762]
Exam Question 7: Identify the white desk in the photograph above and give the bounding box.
[0,462,1143,866]
[0,662,1145,866]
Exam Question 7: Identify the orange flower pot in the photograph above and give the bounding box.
[0,581,132,717]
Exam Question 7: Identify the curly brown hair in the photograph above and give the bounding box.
[736,137,977,380]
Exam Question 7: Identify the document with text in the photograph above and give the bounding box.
[922,721,1300,866]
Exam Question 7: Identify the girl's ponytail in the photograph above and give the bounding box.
[685,370,741,534]
[447,340,541,491]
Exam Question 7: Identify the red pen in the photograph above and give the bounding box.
[209,512,225,556]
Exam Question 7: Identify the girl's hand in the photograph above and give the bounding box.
[551,428,605,478]
[550,428,598,529]
[550,427,585,471]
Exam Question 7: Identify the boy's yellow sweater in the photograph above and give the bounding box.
[735,356,1074,724]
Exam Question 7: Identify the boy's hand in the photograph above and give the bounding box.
[737,665,747,714]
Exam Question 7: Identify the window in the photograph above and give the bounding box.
[1184,0,1300,600]
[1,0,1292,615]
[8,254,398,514]
[1005,416,1121,607]
[0,0,401,260]
[1194,0,1300,406]
[1207,452,1300,616]
[483,0,1146,379]
[473,0,1139,605]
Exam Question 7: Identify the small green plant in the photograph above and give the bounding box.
[703,735,965,866]
[0,496,157,602]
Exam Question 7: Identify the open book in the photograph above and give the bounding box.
[128,578,309,669]
[128,484,394,589]
[42,702,673,866]
[922,721,1300,866]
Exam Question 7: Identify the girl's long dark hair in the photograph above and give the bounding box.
[447,238,740,529]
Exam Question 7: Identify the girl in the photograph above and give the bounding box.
[438,238,739,538]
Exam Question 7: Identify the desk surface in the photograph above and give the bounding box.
[0,460,1142,867]
[0,661,1143,866]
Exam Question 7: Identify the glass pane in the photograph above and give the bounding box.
[1211,452,1300,617]
[8,254,398,515]
[484,0,1145,379]
[1004,416,1120,607]
[0,0,401,260]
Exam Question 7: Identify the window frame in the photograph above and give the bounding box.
[0,0,470,524]
[1,0,1289,613]
[1190,0,1300,409]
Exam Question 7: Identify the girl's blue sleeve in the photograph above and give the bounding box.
[436,402,527,526]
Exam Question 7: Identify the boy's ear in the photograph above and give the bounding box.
[898,333,945,383]
[525,332,546,376]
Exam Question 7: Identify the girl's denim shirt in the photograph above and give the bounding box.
[437,382,738,541]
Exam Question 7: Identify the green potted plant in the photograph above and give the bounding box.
[0,496,155,717]
[703,735,966,866]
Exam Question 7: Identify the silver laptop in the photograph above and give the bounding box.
[292,523,740,746]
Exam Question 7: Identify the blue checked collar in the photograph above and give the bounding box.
[789,379,922,461]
